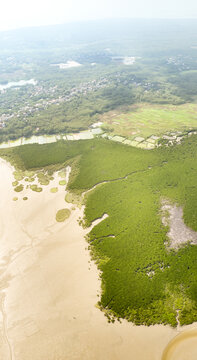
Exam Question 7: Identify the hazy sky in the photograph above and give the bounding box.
[1,0,197,31]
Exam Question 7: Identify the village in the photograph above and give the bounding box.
[0,76,110,129]
[0,71,155,131]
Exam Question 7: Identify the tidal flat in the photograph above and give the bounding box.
[0,153,197,359]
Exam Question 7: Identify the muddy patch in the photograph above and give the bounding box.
[161,200,197,250]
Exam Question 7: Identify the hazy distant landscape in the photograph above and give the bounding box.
[1,19,197,142]
[0,18,197,360]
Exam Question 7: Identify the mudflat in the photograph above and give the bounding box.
[0,158,196,360]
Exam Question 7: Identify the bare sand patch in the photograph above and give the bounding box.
[0,158,196,360]
[161,200,197,249]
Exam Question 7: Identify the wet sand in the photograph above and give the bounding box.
[0,158,196,360]
[162,329,197,360]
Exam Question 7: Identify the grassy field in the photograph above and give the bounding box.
[1,136,197,327]
[101,103,197,139]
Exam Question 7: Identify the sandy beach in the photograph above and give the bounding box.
[0,158,196,360]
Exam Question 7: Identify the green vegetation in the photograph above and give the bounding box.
[50,187,58,193]
[37,172,52,185]
[23,196,28,200]
[56,208,71,222]
[2,136,197,326]
[12,180,18,187]
[14,184,24,192]
[1,20,197,143]
[101,103,197,139]
[30,184,43,192]
[13,171,24,181]
[1,20,197,327]
[58,170,66,178]
[13,197,18,201]
[65,192,83,207]
[38,178,50,185]
[24,177,34,182]
[59,180,66,186]
[24,171,35,177]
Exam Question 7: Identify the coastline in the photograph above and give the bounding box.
[0,157,196,360]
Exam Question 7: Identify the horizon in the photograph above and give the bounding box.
[1,16,197,34]
[1,0,197,32]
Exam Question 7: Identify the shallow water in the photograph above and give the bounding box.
[0,129,99,149]
[162,329,197,360]
[0,79,36,91]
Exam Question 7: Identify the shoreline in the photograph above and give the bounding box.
[0,157,196,359]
